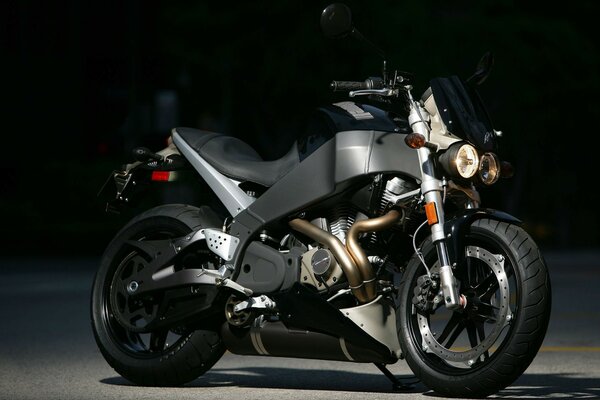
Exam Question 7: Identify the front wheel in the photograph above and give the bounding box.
[397,219,551,398]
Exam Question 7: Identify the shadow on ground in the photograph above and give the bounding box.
[102,367,423,393]
[101,367,600,398]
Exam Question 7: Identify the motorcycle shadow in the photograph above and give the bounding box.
[102,370,600,398]
[101,367,424,394]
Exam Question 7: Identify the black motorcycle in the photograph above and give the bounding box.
[92,4,551,397]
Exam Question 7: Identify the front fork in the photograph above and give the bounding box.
[408,101,463,310]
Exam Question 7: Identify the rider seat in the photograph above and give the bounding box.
[174,127,299,187]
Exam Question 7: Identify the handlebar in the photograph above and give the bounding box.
[330,77,384,92]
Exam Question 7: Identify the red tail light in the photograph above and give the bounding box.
[151,171,171,181]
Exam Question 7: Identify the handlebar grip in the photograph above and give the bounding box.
[330,80,369,92]
[330,77,384,92]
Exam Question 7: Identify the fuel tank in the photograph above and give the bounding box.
[298,101,411,160]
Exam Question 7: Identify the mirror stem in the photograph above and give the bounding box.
[351,28,386,59]
[382,60,387,83]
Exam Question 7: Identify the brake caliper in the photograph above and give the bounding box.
[412,273,442,312]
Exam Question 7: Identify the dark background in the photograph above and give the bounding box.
[2,0,599,257]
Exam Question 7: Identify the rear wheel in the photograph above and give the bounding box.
[91,204,225,386]
[398,219,551,397]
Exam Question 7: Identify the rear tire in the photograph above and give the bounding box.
[91,204,225,386]
[398,219,551,397]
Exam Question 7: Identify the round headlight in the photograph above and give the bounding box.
[439,142,480,180]
[454,144,479,178]
[479,152,500,185]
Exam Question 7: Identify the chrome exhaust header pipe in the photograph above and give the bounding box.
[289,209,400,303]
[346,210,401,301]
[289,218,369,302]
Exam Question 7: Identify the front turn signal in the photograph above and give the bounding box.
[404,132,426,149]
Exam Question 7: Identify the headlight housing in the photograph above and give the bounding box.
[439,142,503,185]
[478,152,500,185]
[439,143,480,179]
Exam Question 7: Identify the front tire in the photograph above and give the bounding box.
[91,204,225,386]
[398,219,551,398]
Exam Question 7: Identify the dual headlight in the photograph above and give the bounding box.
[438,142,500,185]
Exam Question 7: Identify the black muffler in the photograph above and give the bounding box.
[221,319,392,363]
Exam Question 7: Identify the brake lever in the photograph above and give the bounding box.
[349,88,397,97]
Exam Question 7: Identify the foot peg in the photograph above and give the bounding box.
[233,295,276,313]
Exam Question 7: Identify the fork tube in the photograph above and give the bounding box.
[409,100,462,310]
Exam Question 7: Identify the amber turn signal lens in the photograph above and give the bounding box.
[404,132,426,149]
[424,202,438,225]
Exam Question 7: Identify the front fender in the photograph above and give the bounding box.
[444,208,522,267]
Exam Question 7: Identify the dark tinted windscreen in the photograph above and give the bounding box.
[430,76,497,152]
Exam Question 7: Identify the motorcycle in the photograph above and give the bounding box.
[92,4,551,397]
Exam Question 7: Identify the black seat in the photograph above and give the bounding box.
[174,127,299,187]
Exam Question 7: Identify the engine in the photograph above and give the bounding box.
[298,175,419,294]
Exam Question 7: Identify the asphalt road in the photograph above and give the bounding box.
[1,253,599,400]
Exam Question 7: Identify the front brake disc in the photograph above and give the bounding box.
[416,245,511,364]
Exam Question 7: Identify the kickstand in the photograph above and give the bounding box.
[374,363,418,391]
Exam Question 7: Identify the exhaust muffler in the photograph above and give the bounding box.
[221,319,392,363]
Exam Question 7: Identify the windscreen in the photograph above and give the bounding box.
[430,76,497,152]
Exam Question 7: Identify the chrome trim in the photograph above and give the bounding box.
[339,338,355,361]
[250,317,269,355]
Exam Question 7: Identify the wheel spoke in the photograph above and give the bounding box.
[473,301,499,322]
[113,291,152,329]
[474,321,490,361]
[114,281,128,300]
[476,275,499,301]
[150,330,168,352]
[445,319,466,348]
[124,330,146,351]
[127,258,147,283]
[466,320,478,349]
[436,312,462,344]
[122,307,145,326]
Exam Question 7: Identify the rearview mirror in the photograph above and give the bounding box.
[320,3,386,59]
[467,52,495,85]
[320,3,354,39]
